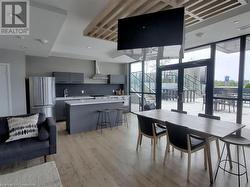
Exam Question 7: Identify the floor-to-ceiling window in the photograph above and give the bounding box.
[130,62,142,112]
[242,36,250,128]
[213,39,240,123]
[161,69,179,110]
[143,59,156,111]
[129,34,250,128]
[159,46,211,114]
[129,49,157,112]
[182,46,211,63]
[183,66,207,115]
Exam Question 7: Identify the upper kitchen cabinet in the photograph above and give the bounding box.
[108,75,126,84]
[70,73,84,84]
[53,72,70,83]
[53,72,84,84]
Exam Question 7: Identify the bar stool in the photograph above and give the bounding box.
[214,134,250,187]
[96,109,112,133]
[115,108,128,127]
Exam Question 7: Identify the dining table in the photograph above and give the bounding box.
[134,109,246,184]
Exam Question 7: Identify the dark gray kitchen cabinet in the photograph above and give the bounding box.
[70,73,84,83]
[53,72,71,83]
[55,100,67,121]
[108,75,126,84]
[53,72,84,84]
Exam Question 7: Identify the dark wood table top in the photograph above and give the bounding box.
[134,109,245,138]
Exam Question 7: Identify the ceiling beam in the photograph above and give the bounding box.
[83,0,248,42]
[238,0,247,5]
[177,0,189,5]
[90,0,134,37]
[193,0,231,15]
[83,0,122,36]
[200,1,240,18]
[160,0,178,7]
[188,0,218,12]
[102,0,167,40]
[185,10,203,21]
[131,0,161,16]
[97,0,149,38]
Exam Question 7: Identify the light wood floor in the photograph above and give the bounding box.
[1,113,250,187]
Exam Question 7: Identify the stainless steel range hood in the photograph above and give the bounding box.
[91,60,108,80]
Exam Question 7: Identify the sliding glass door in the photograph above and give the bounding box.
[183,66,207,115]
[161,69,178,110]
[160,61,209,116]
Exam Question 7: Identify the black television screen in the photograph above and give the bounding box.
[117,7,184,50]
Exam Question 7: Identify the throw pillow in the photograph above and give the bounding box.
[38,126,49,141]
[6,114,39,142]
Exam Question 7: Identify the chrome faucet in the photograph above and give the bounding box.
[63,88,69,97]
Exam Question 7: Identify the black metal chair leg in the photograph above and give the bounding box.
[223,154,228,172]
[242,147,249,182]
[215,143,226,181]
[226,143,233,169]
[96,112,100,130]
[237,145,241,187]
[108,112,112,129]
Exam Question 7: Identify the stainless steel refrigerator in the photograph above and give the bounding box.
[28,77,55,118]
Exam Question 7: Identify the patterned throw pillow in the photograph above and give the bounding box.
[6,114,39,142]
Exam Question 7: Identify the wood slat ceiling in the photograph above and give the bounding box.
[83,0,247,42]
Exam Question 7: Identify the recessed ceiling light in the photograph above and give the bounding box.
[195,32,204,37]
[14,36,25,40]
[20,45,27,49]
[87,46,92,49]
[234,20,239,24]
[35,38,49,44]
[42,39,49,44]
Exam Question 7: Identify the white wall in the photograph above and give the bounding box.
[0,49,26,115]
[26,56,126,84]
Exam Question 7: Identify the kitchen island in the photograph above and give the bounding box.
[65,96,129,134]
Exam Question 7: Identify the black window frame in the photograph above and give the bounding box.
[129,33,250,126]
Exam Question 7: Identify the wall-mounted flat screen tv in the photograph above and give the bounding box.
[117,7,184,50]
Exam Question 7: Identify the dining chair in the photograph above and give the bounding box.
[198,113,221,159]
[163,122,207,181]
[136,115,167,160]
[170,109,187,155]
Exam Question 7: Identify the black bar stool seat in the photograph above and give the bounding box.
[222,134,250,146]
[215,134,250,187]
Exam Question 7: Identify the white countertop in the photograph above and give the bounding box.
[56,96,94,101]
[56,95,129,101]
[65,99,124,106]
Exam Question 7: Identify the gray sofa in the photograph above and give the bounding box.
[0,113,56,166]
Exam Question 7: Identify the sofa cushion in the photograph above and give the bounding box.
[0,138,49,161]
[6,114,39,142]
[0,113,46,143]
[38,127,49,141]
[0,141,22,160]
[19,138,49,153]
